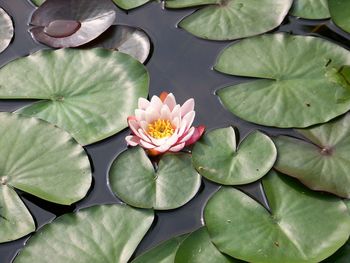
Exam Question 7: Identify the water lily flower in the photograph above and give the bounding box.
[126,92,205,156]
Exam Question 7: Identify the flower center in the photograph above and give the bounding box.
[148,119,174,139]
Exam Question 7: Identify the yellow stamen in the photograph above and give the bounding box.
[148,119,174,139]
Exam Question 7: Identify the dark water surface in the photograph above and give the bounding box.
[0,0,349,262]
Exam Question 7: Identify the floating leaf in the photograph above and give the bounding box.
[175,227,238,263]
[132,234,188,263]
[14,205,154,263]
[274,113,350,198]
[84,25,151,63]
[0,48,149,145]
[31,0,152,10]
[0,112,91,243]
[165,0,293,40]
[0,8,13,53]
[204,171,350,263]
[328,0,350,33]
[192,127,276,185]
[109,146,201,210]
[30,0,116,48]
[290,0,330,19]
[216,33,350,128]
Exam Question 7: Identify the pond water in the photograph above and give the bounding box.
[0,0,349,262]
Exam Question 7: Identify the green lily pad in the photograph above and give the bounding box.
[175,227,238,263]
[109,146,201,210]
[0,8,13,53]
[204,171,350,263]
[165,0,293,40]
[132,234,188,263]
[0,112,91,243]
[31,0,151,10]
[328,0,350,33]
[0,48,149,145]
[216,33,350,128]
[14,204,154,263]
[274,113,350,198]
[290,0,330,19]
[192,127,276,185]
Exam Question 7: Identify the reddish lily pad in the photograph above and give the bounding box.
[30,0,116,48]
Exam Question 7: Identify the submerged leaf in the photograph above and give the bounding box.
[0,48,149,145]
[15,205,154,263]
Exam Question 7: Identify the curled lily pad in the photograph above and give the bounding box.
[216,33,350,128]
[192,127,276,185]
[204,171,350,263]
[328,0,350,34]
[14,205,154,263]
[165,0,293,40]
[274,113,350,198]
[0,8,13,53]
[132,234,188,263]
[290,0,330,19]
[0,48,149,145]
[175,227,238,263]
[109,146,201,210]
[0,112,91,243]
[84,25,151,63]
[30,0,116,48]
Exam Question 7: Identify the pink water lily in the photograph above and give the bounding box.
[126,92,205,156]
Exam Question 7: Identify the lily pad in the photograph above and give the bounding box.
[14,204,154,263]
[290,0,330,19]
[84,25,151,63]
[30,0,116,48]
[0,8,13,53]
[165,0,293,40]
[192,127,276,185]
[31,0,152,10]
[274,113,350,198]
[204,171,350,263]
[328,0,350,34]
[175,227,238,263]
[109,146,201,210]
[132,234,188,263]
[216,33,350,128]
[0,48,149,145]
[0,112,91,243]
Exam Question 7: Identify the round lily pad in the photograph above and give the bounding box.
[31,0,151,10]
[0,112,91,243]
[14,204,154,263]
[274,113,350,198]
[204,170,350,263]
[165,0,293,40]
[216,33,350,128]
[84,25,151,63]
[328,0,350,34]
[30,0,116,48]
[0,48,149,145]
[0,8,13,53]
[132,234,188,263]
[175,227,238,263]
[109,146,201,210]
[290,0,330,19]
[192,127,276,185]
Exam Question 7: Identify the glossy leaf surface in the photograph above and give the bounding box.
[290,0,330,19]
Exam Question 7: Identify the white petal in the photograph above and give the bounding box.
[171,105,181,120]
[179,127,195,143]
[145,107,160,124]
[150,95,163,112]
[181,98,194,117]
[125,136,140,146]
[177,119,187,137]
[169,142,185,152]
[182,111,195,131]
[140,139,156,149]
[154,143,172,153]
[138,98,150,110]
[160,105,171,120]
[135,109,146,121]
[139,120,149,132]
[138,129,153,144]
[128,119,141,137]
[171,117,180,129]
[164,93,176,111]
